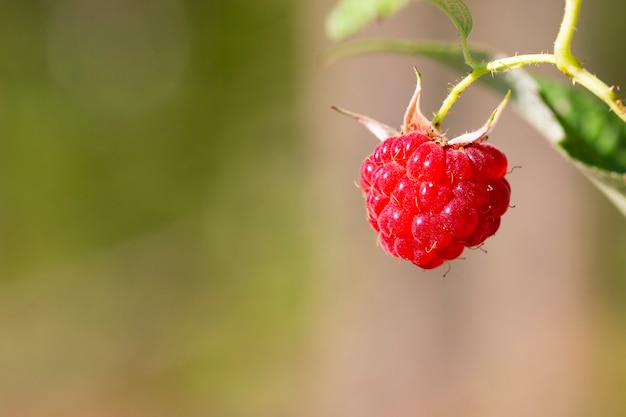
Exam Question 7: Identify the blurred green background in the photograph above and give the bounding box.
[0,0,625,416]
[0,0,309,415]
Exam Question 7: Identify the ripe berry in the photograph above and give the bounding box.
[333,70,512,270]
[361,136,510,269]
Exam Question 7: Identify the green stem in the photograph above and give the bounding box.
[432,54,556,129]
[554,0,581,68]
[486,54,557,71]
[434,0,626,129]
[461,36,478,68]
[432,71,482,129]
[554,0,626,123]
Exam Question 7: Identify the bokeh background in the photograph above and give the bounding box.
[0,0,624,416]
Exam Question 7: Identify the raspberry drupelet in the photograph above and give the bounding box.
[334,71,512,269]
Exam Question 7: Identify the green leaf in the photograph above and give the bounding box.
[424,0,474,65]
[424,0,472,39]
[536,77,626,216]
[324,38,505,90]
[537,78,626,174]
[325,38,470,68]
[326,0,412,41]
[325,0,475,64]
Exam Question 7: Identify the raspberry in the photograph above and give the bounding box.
[333,71,512,270]
[361,136,510,269]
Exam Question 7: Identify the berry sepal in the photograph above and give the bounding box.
[330,106,400,141]
[334,70,511,147]
[402,69,434,136]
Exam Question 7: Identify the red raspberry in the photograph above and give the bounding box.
[361,134,510,269]
[333,71,512,269]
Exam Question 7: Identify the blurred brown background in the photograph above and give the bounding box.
[0,0,624,416]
